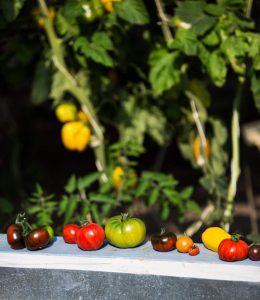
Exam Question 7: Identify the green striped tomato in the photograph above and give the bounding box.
[105,213,146,248]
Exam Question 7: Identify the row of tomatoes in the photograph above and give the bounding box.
[6,213,260,262]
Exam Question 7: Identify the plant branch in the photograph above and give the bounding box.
[246,0,253,17]
[38,0,107,180]
[223,77,244,231]
[154,0,173,44]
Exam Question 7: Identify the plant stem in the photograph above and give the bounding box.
[154,0,173,44]
[223,77,244,231]
[246,0,253,17]
[37,0,107,180]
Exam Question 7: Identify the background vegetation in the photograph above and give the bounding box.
[0,0,259,238]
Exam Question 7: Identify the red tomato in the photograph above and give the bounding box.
[218,235,248,262]
[76,223,105,251]
[188,244,200,256]
[62,224,79,244]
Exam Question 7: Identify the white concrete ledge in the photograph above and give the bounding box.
[0,234,259,283]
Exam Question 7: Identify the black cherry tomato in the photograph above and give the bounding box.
[151,229,177,252]
[7,224,25,250]
[248,244,260,261]
[25,228,50,251]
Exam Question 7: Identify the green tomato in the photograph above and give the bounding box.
[91,0,104,18]
[81,2,97,23]
[44,225,55,242]
[105,213,146,248]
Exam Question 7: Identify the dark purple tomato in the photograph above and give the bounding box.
[7,224,25,249]
[248,244,260,261]
[151,229,177,252]
[25,228,50,251]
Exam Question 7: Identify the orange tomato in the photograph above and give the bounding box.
[193,136,210,164]
[176,236,194,253]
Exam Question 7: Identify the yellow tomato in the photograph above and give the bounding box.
[55,103,77,123]
[77,111,89,123]
[61,121,91,152]
[112,166,137,189]
[193,136,210,164]
[101,0,113,12]
[201,227,231,252]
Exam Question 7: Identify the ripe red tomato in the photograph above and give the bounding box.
[188,244,200,256]
[62,224,79,244]
[151,229,177,252]
[76,223,105,251]
[7,224,25,250]
[218,235,248,262]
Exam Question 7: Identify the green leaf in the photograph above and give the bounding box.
[31,61,50,105]
[0,0,26,22]
[203,31,220,47]
[135,181,149,198]
[58,195,69,217]
[92,32,113,50]
[251,73,260,113]
[50,72,68,105]
[91,204,102,224]
[27,206,41,214]
[180,186,193,199]
[114,0,149,25]
[185,200,200,214]
[55,9,80,37]
[207,51,227,87]
[204,4,225,16]
[187,79,211,108]
[65,174,77,193]
[77,172,100,191]
[175,1,217,36]
[160,201,170,220]
[63,195,79,225]
[149,49,181,96]
[89,194,117,205]
[147,188,159,207]
[74,37,113,67]
[170,28,197,56]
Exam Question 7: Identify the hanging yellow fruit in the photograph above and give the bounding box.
[61,121,91,152]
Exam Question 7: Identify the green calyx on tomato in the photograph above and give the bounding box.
[105,213,146,248]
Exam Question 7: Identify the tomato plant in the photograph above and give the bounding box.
[151,229,177,252]
[105,213,146,248]
[25,228,50,251]
[248,244,260,261]
[176,236,194,253]
[76,222,105,250]
[62,224,79,244]
[7,224,25,250]
[218,235,248,262]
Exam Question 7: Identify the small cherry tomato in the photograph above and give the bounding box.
[7,224,25,250]
[55,103,77,123]
[25,228,50,251]
[248,244,260,261]
[62,224,79,244]
[151,229,177,252]
[189,244,200,256]
[218,235,248,262]
[176,236,194,253]
[76,223,105,251]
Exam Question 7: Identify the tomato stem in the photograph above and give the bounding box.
[121,213,129,222]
